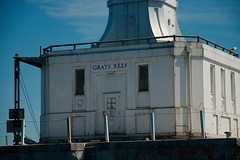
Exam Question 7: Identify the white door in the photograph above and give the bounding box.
[95,72,126,135]
[105,94,120,134]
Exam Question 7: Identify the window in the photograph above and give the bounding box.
[139,65,149,91]
[221,69,225,98]
[210,65,215,95]
[231,72,235,100]
[75,69,85,95]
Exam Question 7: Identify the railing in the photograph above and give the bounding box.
[43,35,238,57]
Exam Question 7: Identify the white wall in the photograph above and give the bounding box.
[40,42,240,141]
[203,45,240,138]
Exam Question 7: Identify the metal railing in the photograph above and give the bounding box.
[43,35,238,57]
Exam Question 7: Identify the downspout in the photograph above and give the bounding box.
[186,46,193,135]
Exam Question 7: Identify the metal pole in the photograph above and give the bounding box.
[21,119,25,145]
[104,114,109,142]
[14,56,20,110]
[67,117,71,143]
[14,56,21,145]
[151,112,156,141]
[200,110,205,138]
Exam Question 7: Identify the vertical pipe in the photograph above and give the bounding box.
[187,47,193,135]
[200,110,205,138]
[21,119,25,145]
[104,114,109,142]
[67,117,71,143]
[151,112,156,140]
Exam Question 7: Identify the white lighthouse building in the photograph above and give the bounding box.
[18,0,240,143]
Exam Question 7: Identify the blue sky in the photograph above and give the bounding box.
[0,0,239,145]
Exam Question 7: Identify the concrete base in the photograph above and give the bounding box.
[1,138,240,160]
[91,138,240,160]
[0,143,85,160]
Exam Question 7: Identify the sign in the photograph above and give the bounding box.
[9,109,24,119]
[7,120,22,133]
[92,62,128,71]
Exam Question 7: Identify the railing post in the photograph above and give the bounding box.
[122,40,125,46]
[197,36,200,42]
[67,117,71,143]
[173,35,176,41]
[5,136,8,146]
[40,46,42,57]
[73,44,76,50]
[147,37,150,44]
[104,113,109,142]
[151,112,156,141]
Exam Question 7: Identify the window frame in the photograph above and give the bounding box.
[75,69,85,95]
[138,64,149,92]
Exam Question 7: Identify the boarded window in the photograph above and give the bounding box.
[139,65,149,91]
[210,65,215,95]
[76,69,85,95]
[231,72,235,100]
[221,69,225,98]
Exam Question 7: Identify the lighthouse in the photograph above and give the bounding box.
[13,0,240,143]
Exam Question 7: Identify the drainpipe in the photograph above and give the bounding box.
[186,46,193,135]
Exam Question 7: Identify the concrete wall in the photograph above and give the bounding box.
[1,139,240,160]
[0,143,84,160]
[93,138,240,160]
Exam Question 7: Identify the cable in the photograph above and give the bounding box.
[20,73,40,139]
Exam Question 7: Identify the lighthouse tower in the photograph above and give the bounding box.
[100,0,182,44]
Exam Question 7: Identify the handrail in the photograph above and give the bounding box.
[43,35,238,58]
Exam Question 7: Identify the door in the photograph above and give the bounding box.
[95,71,126,135]
[105,94,120,134]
